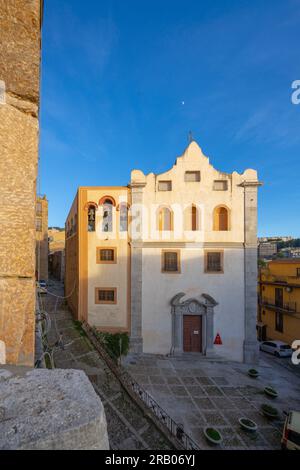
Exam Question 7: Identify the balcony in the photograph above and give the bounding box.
[260,297,297,313]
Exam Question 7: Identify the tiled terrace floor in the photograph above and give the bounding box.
[124,353,300,449]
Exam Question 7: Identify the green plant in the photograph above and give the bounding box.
[96,331,130,359]
[241,418,255,427]
[206,428,221,440]
[261,404,278,416]
[73,320,87,337]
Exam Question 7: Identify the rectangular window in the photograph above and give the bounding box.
[36,202,42,215]
[95,288,117,304]
[205,251,223,273]
[96,247,117,264]
[185,171,201,182]
[36,218,42,232]
[162,250,180,273]
[158,180,172,191]
[213,180,228,191]
[275,311,283,332]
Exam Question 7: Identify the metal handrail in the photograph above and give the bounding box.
[260,297,297,312]
[83,323,200,450]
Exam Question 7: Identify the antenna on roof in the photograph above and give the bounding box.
[188,131,194,143]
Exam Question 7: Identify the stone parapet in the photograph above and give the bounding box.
[0,368,109,450]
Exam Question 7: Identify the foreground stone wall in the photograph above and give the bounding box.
[0,368,109,450]
[0,0,42,365]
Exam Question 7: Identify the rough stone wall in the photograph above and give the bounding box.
[0,0,42,365]
[0,368,109,450]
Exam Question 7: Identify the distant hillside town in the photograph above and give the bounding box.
[258,236,300,261]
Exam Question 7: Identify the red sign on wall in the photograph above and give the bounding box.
[214,333,222,345]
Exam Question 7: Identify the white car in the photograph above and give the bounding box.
[260,340,293,357]
[281,411,300,450]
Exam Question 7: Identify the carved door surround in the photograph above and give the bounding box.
[170,292,218,356]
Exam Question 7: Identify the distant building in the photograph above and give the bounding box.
[258,259,300,344]
[65,141,261,363]
[48,228,65,281]
[36,195,48,281]
[48,228,65,253]
[258,242,277,259]
[258,236,293,243]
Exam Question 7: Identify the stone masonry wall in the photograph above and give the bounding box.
[0,0,42,365]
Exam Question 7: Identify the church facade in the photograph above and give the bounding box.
[65,141,261,363]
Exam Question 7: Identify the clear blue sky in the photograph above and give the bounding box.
[40,0,300,236]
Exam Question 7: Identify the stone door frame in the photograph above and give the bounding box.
[170,292,218,356]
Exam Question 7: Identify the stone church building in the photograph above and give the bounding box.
[65,141,261,363]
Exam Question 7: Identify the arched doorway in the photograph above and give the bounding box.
[170,293,218,356]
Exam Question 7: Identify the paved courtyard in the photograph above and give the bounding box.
[124,352,300,449]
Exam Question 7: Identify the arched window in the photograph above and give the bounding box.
[119,203,128,232]
[213,206,229,231]
[184,204,199,231]
[102,199,113,232]
[158,207,173,231]
[88,205,96,232]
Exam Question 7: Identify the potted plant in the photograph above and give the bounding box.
[204,427,223,445]
[261,404,279,419]
[264,386,278,398]
[238,417,258,432]
[248,368,259,378]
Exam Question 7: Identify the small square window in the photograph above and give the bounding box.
[162,250,180,273]
[213,180,228,191]
[95,288,117,304]
[158,181,172,191]
[185,171,200,182]
[205,251,223,273]
[96,247,117,264]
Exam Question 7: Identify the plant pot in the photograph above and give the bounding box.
[261,404,279,419]
[204,427,223,445]
[248,368,259,378]
[264,386,278,398]
[239,417,258,432]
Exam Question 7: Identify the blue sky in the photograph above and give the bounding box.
[40,0,300,236]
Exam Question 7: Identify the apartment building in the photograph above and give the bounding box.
[258,259,300,344]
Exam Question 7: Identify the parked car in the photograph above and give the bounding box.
[36,280,47,294]
[281,411,300,450]
[260,340,293,357]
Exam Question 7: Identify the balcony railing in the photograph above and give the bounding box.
[260,297,297,313]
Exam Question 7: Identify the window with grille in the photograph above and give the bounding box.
[158,180,172,191]
[95,288,116,304]
[185,171,200,182]
[97,248,116,263]
[162,251,180,272]
[36,202,42,215]
[213,180,228,191]
[275,311,283,332]
[36,218,42,232]
[205,252,223,273]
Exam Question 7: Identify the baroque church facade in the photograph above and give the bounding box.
[65,141,261,363]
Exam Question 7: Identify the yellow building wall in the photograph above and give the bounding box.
[259,260,300,344]
[85,188,130,332]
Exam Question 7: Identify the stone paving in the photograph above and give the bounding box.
[41,280,172,450]
[124,353,300,449]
